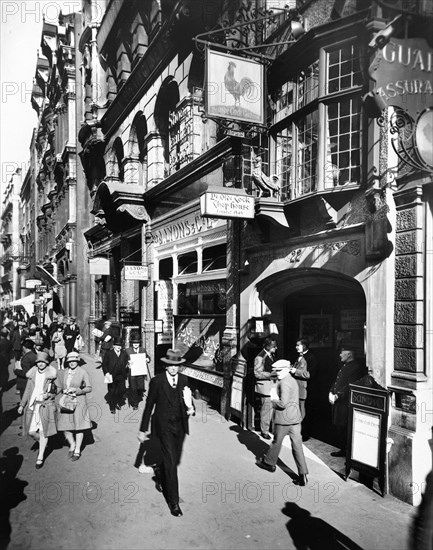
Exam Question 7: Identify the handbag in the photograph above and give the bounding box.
[58,394,77,413]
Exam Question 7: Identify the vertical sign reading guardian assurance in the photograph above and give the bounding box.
[206,49,265,125]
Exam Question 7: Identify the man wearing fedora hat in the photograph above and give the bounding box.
[126,336,150,410]
[329,343,367,457]
[137,349,195,517]
[256,359,309,486]
[101,337,129,414]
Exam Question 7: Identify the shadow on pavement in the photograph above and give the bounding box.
[0,407,19,438]
[0,447,28,550]
[283,502,364,550]
[230,425,298,481]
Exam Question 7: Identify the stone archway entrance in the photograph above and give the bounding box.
[256,268,366,444]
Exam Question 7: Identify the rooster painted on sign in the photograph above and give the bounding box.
[224,61,255,108]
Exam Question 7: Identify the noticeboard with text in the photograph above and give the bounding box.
[346,382,389,497]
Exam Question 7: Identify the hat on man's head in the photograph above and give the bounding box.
[161,349,186,365]
[65,352,80,363]
[22,339,35,350]
[130,336,141,344]
[271,359,291,371]
[113,337,123,346]
[35,351,50,365]
[340,343,356,353]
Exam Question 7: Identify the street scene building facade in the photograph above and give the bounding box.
[1,0,432,508]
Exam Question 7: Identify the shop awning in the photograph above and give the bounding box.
[10,294,35,315]
[35,264,62,286]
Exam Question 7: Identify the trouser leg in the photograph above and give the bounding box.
[159,423,185,504]
[264,424,289,466]
[260,395,273,434]
[287,423,308,475]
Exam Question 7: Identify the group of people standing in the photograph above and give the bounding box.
[253,336,367,485]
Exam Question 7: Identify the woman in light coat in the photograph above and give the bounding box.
[51,325,67,369]
[18,351,57,469]
[55,352,92,461]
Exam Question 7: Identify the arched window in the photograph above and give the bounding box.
[154,77,179,176]
[129,112,148,186]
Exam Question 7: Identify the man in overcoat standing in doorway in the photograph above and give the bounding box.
[137,349,195,517]
[329,343,366,457]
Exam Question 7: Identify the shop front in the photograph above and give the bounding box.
[152,200,227,407]
[236,222,393,446]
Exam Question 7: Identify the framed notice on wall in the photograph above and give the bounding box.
[299,314,332,348]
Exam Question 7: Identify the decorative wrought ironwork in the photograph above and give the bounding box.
[377,108,433,175]
[193,6,301,62]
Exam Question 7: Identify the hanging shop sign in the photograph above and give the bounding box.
[206,49,265,125]
[89,257,110,275]
[200,187,255,219]
[369,38,433,120]
[345,380,389,497]
[124,265,149,281]
[25,279,42,289]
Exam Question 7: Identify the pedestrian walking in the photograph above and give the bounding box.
[254,337,278,439]
[52,325,67,369]
[63,317,80,354]
[17,351,58,469]
[126,337,150,410]
[137,349,195,517]
[329,343,367,457]
[55,352,92,462]
[14,339,37,400]
[10,320,28,361]
[102,337,129,414]
[0,328,13,393]
[97,321,115,362]
[256,359,309,486]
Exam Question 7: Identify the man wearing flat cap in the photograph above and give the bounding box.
[329,343,367,457]
[256,359,309,486]
[137,349,195,517]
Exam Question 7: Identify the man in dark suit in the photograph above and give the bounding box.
[256,360,309,486]
[10,321,29,361]
[137,349,195,517]
[63,317,80,354]
[254,337,277,439]
[125,336,150,410]
[329,344,367,457]
[101,337,129,413]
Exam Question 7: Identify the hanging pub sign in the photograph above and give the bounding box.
[200,186,255,219]
[345,379,389,497]
[369,38,433,118]
[205,49,265,125]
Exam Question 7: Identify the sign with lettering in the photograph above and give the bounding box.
[155,280,173,345]
[34,285,48,294]
[25,279,42,289]
[178,366,224,388]
[124,265,149,281]
[200,189,255,219]
[346,383,389,497]
[369,38,433,119]
[152,214,220,246]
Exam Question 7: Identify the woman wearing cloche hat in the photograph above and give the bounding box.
[55,352,92,461]
[18,352,58,469]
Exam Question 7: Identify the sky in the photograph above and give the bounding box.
[0,0,81,197]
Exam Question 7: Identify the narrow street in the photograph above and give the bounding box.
[1,354,413,550]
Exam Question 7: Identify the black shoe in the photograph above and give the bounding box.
[110,409,115,414]
[256,458,276,473]
[330,449,346,457]
[302,435,310,442]
[153,477,163,493]
[35,459,44,470]
[298,474,308,486]
[116,404,122,410]
[169,502,183,517]
[132,406,138,410]
[260,432,272,440]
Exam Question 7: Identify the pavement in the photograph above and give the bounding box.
[0,353,415,550]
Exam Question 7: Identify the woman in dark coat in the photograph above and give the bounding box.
[14,339,37,399]
[18,352,57,468]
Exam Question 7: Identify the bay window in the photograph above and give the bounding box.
[272,41,363,200]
